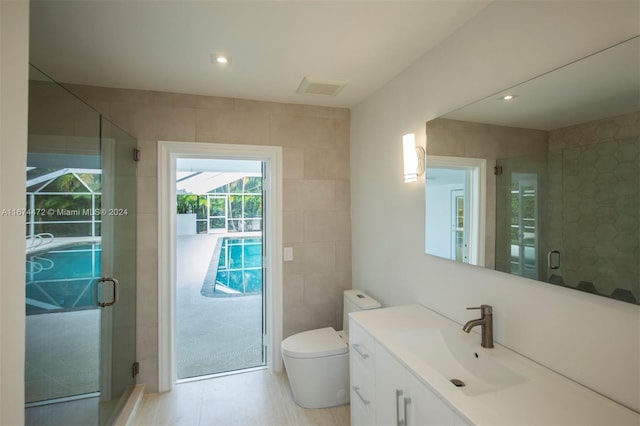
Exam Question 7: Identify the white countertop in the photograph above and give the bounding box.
[350,304,640,426]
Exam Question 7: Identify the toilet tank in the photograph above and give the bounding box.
[343,290,381,333]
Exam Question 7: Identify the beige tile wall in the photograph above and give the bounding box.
[65,84,351,392]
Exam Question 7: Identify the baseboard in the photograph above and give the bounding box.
[113,384,145,426]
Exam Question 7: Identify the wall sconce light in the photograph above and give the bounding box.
[403,133,425,183]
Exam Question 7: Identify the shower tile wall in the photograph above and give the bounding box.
[548,112,639,301]
[64,84,351,392]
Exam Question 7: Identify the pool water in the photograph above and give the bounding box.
[213,237,262,295]
[26,243,101,314]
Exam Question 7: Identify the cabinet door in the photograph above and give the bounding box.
[351,384,375,426]
[350,319,376,426]
[351,349,375,426]
[374,343,407,426]
[406,372,456,426]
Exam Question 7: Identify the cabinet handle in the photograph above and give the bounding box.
[352,386,370,405]
[352,343,370,359]
[396,389,404,426]
[404,396,412,426]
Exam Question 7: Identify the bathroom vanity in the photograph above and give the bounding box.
[349,304,639,425]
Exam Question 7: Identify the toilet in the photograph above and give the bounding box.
[281,289,381,408]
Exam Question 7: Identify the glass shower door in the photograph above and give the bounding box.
[25,66,104,426]
[25,65,137,426]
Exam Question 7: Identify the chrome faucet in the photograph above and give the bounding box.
[462,305,494,348]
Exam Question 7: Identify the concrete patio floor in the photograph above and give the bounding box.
[25,309,100,403]
[176,233,264,379]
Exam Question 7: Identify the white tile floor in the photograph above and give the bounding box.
[133,369,350,426]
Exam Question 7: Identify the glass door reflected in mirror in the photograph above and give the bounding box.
[495,156,547,283]
[451,189,467,262]
[425,156,486,267]
[509,173,539,280]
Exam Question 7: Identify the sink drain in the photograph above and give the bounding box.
[450,378,466,387]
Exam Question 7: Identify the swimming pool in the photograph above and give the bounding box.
[202,237,262,296]
[26,243,101,314]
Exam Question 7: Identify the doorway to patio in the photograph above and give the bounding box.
[158,142,283,390]
[175,158,265,379]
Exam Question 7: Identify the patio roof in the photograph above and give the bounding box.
[176,158,262,194]
[176,172,261,195]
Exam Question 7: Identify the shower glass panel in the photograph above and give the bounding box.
[25,65,136,426]
[495,155,547,281]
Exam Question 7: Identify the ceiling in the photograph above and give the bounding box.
[29,0,491,109]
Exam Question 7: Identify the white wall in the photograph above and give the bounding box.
[351,0,640,413]
[0,1,29,424]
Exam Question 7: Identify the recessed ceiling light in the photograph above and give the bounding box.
[211,53,231,65]
[499,94,518,101]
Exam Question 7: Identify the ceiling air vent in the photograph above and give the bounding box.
[296,77,346,97]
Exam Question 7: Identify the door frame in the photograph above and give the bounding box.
[157,141,283,391]
[425,155,486,267]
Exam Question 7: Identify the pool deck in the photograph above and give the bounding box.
[176,232,265,379]
[25,309,100,403]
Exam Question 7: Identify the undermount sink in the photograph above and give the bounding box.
[394,328,527,396]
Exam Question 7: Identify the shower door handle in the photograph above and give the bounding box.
[93,277,119,307]
[548,250,560,270]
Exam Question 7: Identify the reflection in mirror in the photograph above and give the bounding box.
[425,36,639,304]
[425,156,485,266]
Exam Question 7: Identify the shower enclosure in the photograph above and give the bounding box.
[496,127,639,303]
[25,66,137,425]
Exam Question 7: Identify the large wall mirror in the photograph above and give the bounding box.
[425,36,639,305]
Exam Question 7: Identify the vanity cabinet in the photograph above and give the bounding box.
[375,343,469,426]
[350,317,469,426]
[350,305,640,426]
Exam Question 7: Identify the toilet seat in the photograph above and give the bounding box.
[281,327,347,359]
[280,290,381,408]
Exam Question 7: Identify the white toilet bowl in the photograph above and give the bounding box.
[281,290,380,409]
[281,327,349,408]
